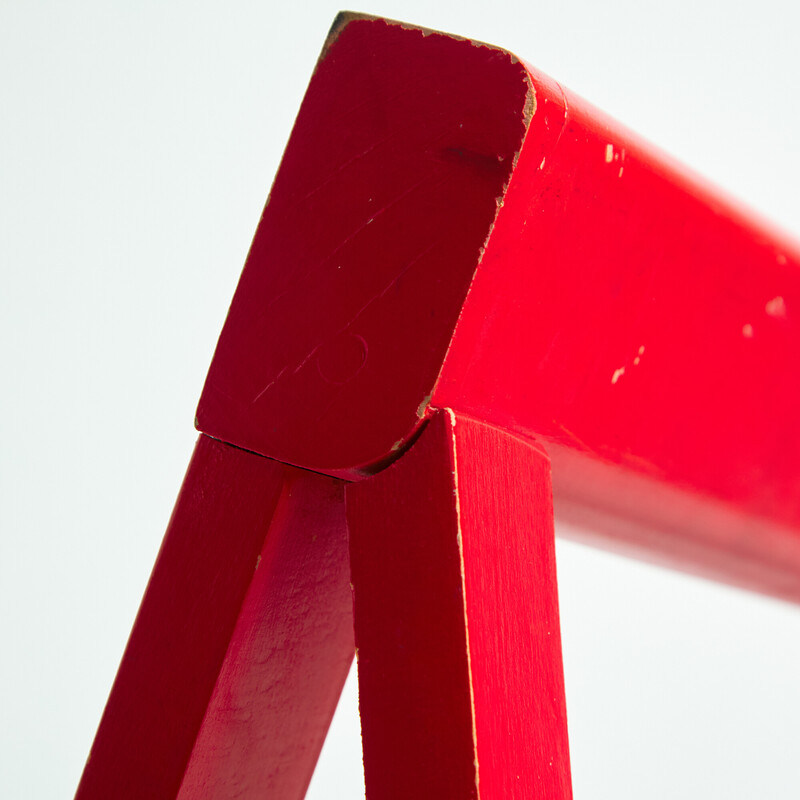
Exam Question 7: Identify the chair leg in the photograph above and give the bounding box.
[76,434,353,800]
[347,408,572,799]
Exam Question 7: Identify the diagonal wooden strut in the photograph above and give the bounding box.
[77,10,800,800]
[75,436,353,799]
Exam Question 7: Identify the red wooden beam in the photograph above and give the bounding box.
[77,11,800,800]
[75,436,352,799]
[347,410,571,799]
[196,13,529,475]
[197,13,800,600]
[432,77,800,599]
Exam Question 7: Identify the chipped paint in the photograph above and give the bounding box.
[766,296,787,318]
[416,392,433,418]
[605,143,614,163]
[611,366,625,384]
[446,408,481,796]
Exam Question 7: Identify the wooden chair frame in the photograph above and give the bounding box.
[75,13,800,799]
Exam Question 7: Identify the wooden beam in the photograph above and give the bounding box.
[347,410,572,799]
[77,10,800,798]
[75,435,353,799]
[432,69,800,599]
[195,13,800,600]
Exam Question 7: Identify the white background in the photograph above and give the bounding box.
[3,1,800,797]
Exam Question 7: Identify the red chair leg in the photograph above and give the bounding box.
[347,409,572,799]
[76,434,353,800]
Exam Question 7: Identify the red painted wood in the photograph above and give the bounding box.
[194,13,800,600]
[79,12,800,796]
[177,461,353,798]
[75,434,352,799]
[347,409,571,799]
[431,68,800,600]
[196,13,530,476]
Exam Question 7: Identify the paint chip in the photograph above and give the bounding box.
[416,392,432,418]
[605,143,614,163]
[611,366,625,384]
[539,156,546,170]
[765,296,787,318]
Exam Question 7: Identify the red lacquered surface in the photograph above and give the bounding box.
[78,12,800,799]
[76,435,352,800]
[432,69,800,599]
[196,13,800,600]
[347,410,571,799]
[178,462,352,798]
[197,14,529,476]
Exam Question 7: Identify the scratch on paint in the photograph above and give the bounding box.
[556,422,593,453]
[613,344,644,383]
[253,366,289,403]
[261,173,440,318]
[252,233,440,406]
[291,131,396,208]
